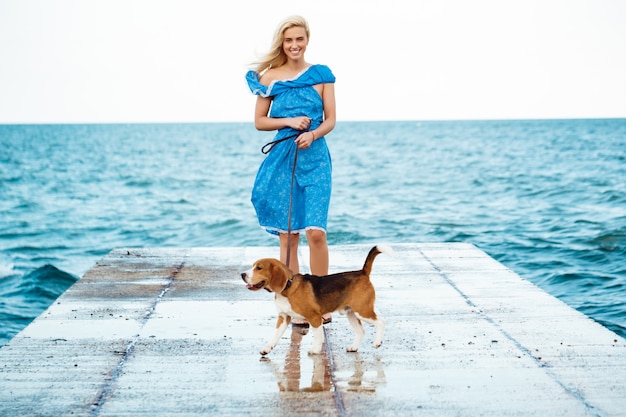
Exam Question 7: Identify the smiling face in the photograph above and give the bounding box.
[242,266,266,291]
[282,26,308,61]
[241,261,266,291]
[241,258,291,293]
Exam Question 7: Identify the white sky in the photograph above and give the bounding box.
[1,0,625,124]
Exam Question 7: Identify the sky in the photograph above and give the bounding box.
[1,0,625,124]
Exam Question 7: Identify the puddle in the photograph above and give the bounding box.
[262,328,332,392]
[261,327,386,394]
[332,353,386,393]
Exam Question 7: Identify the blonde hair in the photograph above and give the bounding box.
[252,15,310,73]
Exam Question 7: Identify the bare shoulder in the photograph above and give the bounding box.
[260,64,310,85]
[259,67,285,86]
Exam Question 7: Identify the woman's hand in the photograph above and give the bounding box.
[295,130,315,149]
[290,116,311,131]
[290,116,313,149]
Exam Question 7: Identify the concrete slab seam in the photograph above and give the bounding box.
[417,247,609,417]
[89,260,186,416]
[323,326,347,417]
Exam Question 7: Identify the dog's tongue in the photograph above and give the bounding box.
[246,281,265,291]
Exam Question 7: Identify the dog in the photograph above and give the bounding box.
[241,245,391,355]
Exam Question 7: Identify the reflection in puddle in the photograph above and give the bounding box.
[262,327,386,393]
[339,353,386,393]
[262,327,331,392]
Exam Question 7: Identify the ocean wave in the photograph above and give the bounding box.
[0,262,14,279]
[589,231,625,252]
[0,265,78,346]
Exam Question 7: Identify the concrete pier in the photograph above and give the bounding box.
[0,243,625,416]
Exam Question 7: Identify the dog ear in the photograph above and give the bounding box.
[267,259,289,293]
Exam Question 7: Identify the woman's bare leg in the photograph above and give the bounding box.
[306,229,332,324]
[281,233,307,326]
[306,229,328,276]
[280,232,300,273]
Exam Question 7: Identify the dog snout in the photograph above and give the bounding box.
[241,272,247,281]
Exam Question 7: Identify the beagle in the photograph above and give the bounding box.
[241,245,391,355]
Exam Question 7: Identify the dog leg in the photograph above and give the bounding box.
[356,313,386,349]
[261,314,290,355]
[303,354,326,392]
[308,326,325,355]
[371,317,385,348]
[346,310,365,352]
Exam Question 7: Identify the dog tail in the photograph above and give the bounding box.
[362,244,393,276]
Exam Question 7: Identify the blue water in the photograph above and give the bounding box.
[1,120,625,346]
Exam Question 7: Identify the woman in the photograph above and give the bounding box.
[246,16,336,324]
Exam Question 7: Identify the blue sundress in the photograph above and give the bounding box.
[245,64,336,236]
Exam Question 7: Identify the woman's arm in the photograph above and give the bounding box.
[253,96,312,132]
[295,83,336,149]
[316,83,336,138]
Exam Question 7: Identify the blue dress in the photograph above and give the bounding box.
[246,64,336,236]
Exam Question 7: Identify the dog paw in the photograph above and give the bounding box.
[260,346,273,356]
[346,346,359,353]
[308,348,323,355]
[373,341,383,349]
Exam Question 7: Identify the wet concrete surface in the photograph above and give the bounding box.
[1,243,625,416]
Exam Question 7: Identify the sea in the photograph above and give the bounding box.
[1,119,625,346]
